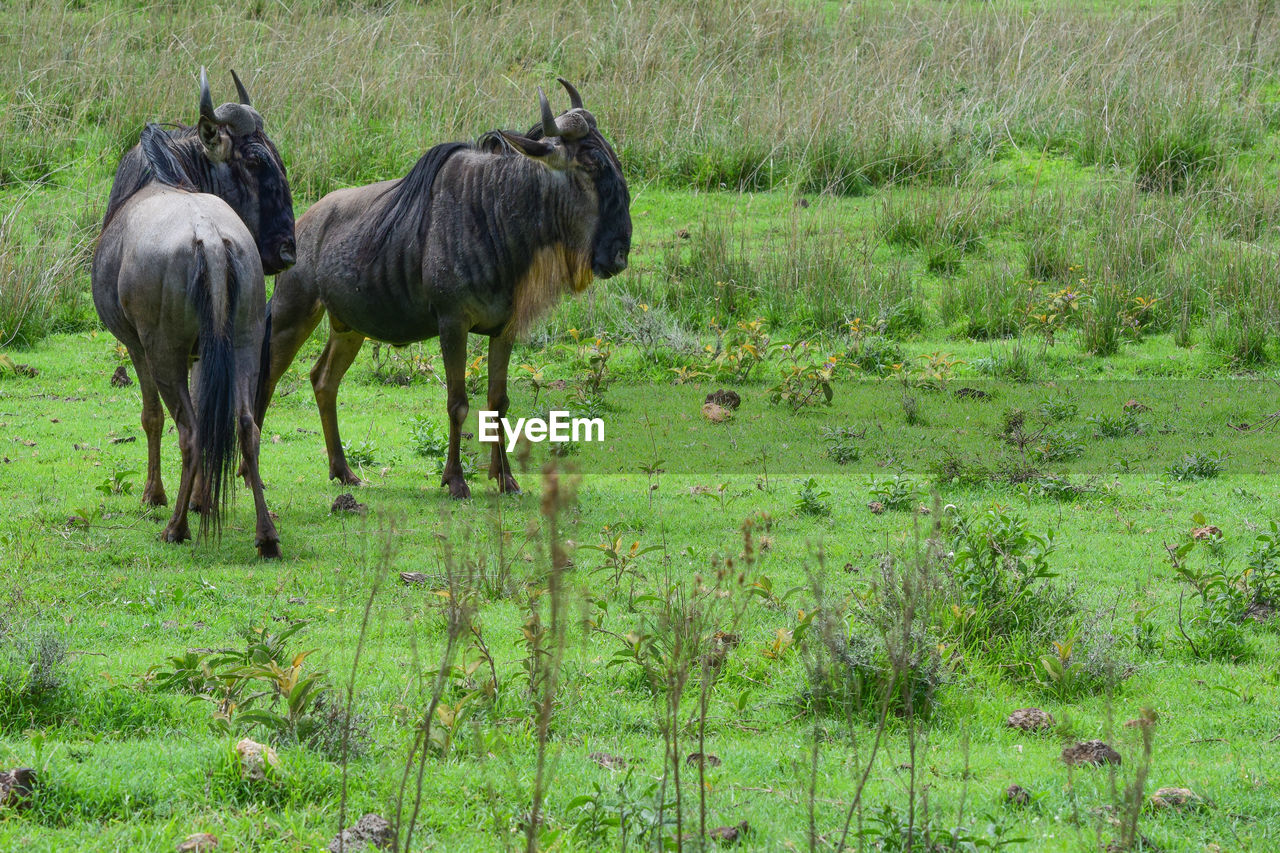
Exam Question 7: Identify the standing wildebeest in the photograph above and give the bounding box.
[92,69,296,555]
[256,79,630,498]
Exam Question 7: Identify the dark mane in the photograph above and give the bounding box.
[359,141,471,260]
[102,125,202,228]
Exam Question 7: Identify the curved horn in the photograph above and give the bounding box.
[557,77,583,111]
[230,69,251,106]
[538,87,559,138]
[199,67,217,123]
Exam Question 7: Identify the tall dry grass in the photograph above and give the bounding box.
[4,0,1278,196]
[3,0,1280,348]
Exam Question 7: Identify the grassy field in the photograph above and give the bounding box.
[4,0,1280,850]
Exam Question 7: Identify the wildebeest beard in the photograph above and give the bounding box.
[522,122,632,279]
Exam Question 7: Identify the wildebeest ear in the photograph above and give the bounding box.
[198,119,231,162]
[140,124,196,191]
[498,131,567,169]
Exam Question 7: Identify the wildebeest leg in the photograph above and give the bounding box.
[439,322,471,499]
[486,335,520,494]
[128,346,168,507]
[254,290,325,429]
[310,322,366,485]
[237,408,280,558]
[152,370,198,544]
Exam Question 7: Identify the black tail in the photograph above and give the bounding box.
[191,239,240,539]
[253,298,273,427]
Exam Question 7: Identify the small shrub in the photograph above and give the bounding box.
[409,416,448,458]
[948,506,1056,609]
[769,345,840,411]
[821,426,863,465]
[1037,394,1079,423]
[341,439,378,468]
[868,472,920,512]
[794,477,832,517]
[1087,412,1146,438]
[1027,427,1085,463]
[1030,474,1094,502]
[1246,522,1280,606]
[806,627,943,721]
[845,335,904,376]
[900,392,924,426]
[1167,522,1251,660]
[930,450,989,488]
[0,623,70,725]
[1167,451,1225,482]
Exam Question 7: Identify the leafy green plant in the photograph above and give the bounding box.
[0,621,71,726]
[1245,522,1280,606]
[1167,515,1250,660]
[1087,411,1145,438]
[1167,451,1225,482]
[794,477,832,517]
[1037,394,1079,422]
[1032,638,1085,700]
[96,465,137,497]
[582,527,662,593]
[868,472,920,512]
[341,439,378,468]
[706,317,770,381]
[821,426,863,464]
[844,334,904,376]
[149,621,337,744]
[948,505,1056,608]
[1027,427,1086,463]
[769,343,839,411]
[408,415,448,458]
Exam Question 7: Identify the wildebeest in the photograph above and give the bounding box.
[92,69,295,556]
[256,78,630,498]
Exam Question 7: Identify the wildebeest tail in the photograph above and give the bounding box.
[190,238,240,539]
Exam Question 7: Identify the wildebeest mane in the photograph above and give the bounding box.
[102,124,203,228]
[358,141,470,261]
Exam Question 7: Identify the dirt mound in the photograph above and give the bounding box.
[1006,708,1055,732]
[331,493,367,514]
[705,388,741,410]
[329,814,395,853]
[1062,740,1121,767]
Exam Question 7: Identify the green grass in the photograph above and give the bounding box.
[5,0,1280,848]
[2,331,1280,850]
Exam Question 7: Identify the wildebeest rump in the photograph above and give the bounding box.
[92,69,295,555]
[256,79,631,498]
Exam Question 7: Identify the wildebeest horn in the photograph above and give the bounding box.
[230,69,251,106]
[538,87,559,138]
[557,77,583,111]
[199,67,217,124]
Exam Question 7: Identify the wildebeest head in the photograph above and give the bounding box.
[192,68,295,274]
[499,79,631,280]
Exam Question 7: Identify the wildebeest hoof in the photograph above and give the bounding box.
[142,490,168,507]
[498,477,522,495]
[447,480,471,499]
[332,468,364,486]
[161,527,191,544]
[257,539,282,560]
